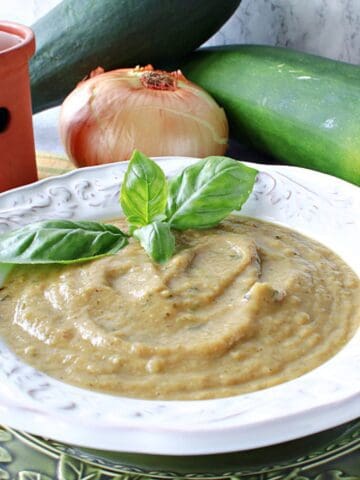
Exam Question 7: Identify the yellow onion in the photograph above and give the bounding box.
[60,65,229,166]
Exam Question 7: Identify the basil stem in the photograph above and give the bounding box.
[0,264,13,287]
[133,221,175,264]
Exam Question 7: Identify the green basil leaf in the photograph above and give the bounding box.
[120,150,167,231]
[166,156,258,230]
[134,221,175,264]
[0,220,128,264]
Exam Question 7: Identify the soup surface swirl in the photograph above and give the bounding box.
[0,216,358,400]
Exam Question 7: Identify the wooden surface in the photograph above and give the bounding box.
[36,151,75,179]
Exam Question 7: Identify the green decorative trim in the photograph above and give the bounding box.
[0,467,10,480]
[0,433,11,443]
[18,472,53,480]
[0,425,359,480]
[287,471,360,480]
[57,454,102,480]
[0,447,11,464]
[22,421,359,479]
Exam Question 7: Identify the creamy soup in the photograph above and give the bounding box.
[0,216,358,400]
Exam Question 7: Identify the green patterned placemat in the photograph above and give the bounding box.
[0,419,359,479]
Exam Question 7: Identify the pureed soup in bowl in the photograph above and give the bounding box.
[0,154,358,401]
[0,155,359,455]
[0,217,359,400]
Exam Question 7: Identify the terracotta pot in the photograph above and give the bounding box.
[0,21,37,192]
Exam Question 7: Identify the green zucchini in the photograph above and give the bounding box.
[182,45,360,185]
[30,0,240,113]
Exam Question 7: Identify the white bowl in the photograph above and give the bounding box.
[0,157,358,455]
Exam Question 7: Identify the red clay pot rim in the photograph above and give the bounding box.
[0,21,35,65]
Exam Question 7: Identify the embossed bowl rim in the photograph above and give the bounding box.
[0,157,358,455]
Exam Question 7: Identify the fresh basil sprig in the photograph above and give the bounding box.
[0,150,257,271]
[120,151,258,262]
[0,220,128,264]
[120,150,167,232]
[134,221,175,264]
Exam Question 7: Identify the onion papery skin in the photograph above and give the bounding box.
[60,66,229,166]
